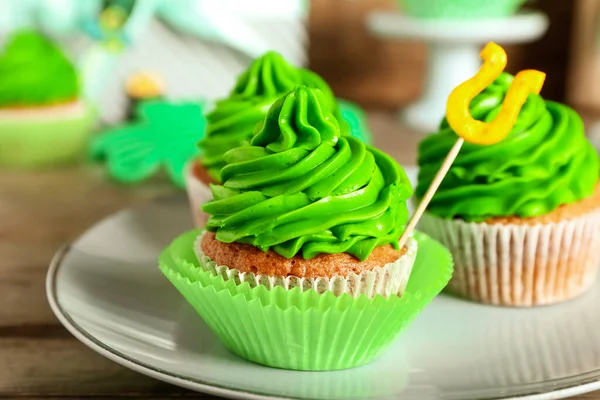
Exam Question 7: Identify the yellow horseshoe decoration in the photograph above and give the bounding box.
[446,42,546,145]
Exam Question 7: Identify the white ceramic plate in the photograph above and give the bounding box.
[47,167,600,400]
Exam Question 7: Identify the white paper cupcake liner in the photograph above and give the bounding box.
[193,232,418,298]
[184,162,213,228]
[419,209,600,306]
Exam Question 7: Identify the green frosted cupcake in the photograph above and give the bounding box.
[187,50,369,226]
[0,31,96,167]
[417,72,600,307]
[399,0,527,19]
[161,86,453,371]
[197,51,346,183]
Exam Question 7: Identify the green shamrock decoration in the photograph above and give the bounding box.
[338,98,373,145]
[91,100,206,187]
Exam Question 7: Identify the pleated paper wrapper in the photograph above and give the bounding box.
[184,162,212,227]
[193,232,418,299]
[419,209,600,307]
[159,229,453,371]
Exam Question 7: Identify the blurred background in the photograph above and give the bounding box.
[1,0,600,188]
[0,0,598,166]
[0,0,592,113]
[314,0,569,108]
[7,1,590,109]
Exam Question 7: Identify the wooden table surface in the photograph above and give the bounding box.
[1,111,598,399]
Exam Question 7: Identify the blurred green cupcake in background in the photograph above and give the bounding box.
[0,30,96,168]
[399,0,528,19]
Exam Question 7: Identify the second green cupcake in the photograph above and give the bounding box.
[417,72,600,307]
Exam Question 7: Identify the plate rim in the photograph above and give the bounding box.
[45,202,600,400]
[46,243,289,400]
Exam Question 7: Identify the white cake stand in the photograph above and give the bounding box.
[367,10,549,133]
[588,122,600,152]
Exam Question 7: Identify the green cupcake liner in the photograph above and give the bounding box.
[0,102,96,167]
[159,229,452,371]
[399,0,527,19]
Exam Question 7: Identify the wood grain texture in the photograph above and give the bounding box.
[308,0,427,109]
[308,0,576,109]
[567,0,600,112]
[0,113,598,399]
[503,0,575,102]
[0,338,198,398]
[0,167,175,329]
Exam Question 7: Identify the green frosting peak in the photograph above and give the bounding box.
[203,86,413,261]
[252,86,341,153]
[0,31,79,107]
[199,51,340,182]
[417,72,600,222]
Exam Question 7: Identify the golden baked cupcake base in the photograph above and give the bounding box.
[195,232,418,298]
[201,231,406,279]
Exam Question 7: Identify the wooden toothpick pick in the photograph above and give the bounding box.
[397,42,546,249]
[398,138,464,249]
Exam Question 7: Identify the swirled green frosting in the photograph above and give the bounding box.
[202,86,413,261]
[417,72,600,222]
[199,51,345,182]
[0,31,79,107]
